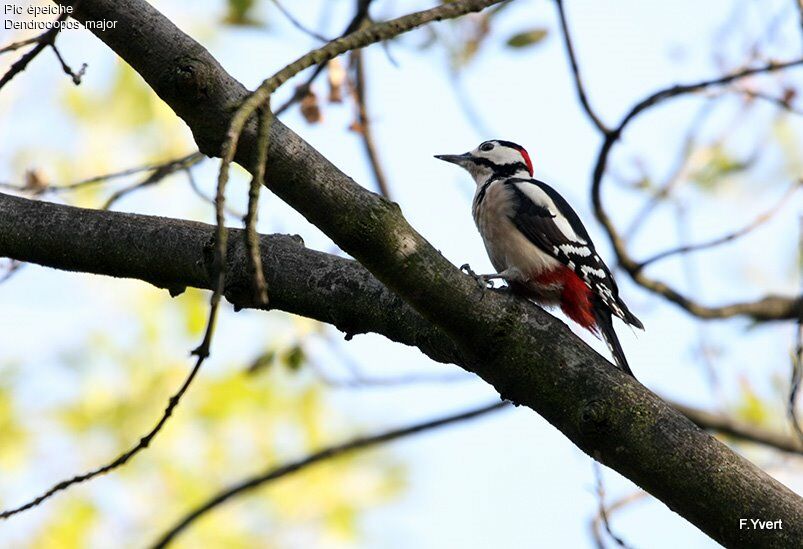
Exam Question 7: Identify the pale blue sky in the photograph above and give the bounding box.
[2,0,803,547]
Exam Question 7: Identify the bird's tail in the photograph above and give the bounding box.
[594,306,635,378]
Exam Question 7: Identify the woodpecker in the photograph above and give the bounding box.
[436,139,643,376]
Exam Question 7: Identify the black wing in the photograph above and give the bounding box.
[505,178,642,329]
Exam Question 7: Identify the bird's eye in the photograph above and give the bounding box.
[479,142,494,152]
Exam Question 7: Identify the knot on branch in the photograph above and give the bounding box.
[579,398,611,436]
[172,56,212,102]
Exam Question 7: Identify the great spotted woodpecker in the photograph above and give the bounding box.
[436,139,643,376]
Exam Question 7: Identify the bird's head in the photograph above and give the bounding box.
[435,139,534,184]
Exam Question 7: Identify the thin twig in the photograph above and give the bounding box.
[151,401,508,548]
[0,321,217,520]
[0,152,204,196]
[50,42,87,85]
[0,6,87,90]
[270,0,332,42]
[589,57,803,321]
[101,160,196,210]
[789,215,803,444]
[590,490,647,549]
[0,36,40,55]
[244,100,271,305]
[554,0,609,134]
[0,12,70,90]
[350,49,391,198]
[274,0,375,117]
[636,180,801,271]
[622,101,715,242]
[736,88,803,116]
[592,462,631,548]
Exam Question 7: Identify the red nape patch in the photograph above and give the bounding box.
[517,147,534,176]
[559,270,597,332]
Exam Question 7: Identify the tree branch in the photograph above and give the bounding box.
[635,180,801,271]
[3,192,802,456]
[590,60,803,321]
[0,11,84,90]
[151,401,508,548]
[554,0,609,134]
[30,1,803,544]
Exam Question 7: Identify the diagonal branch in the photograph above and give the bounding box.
[151,401,508,548]
[35,1,803,544]
[590,59,803,321]
[635,180,801,271]
[0,11,84,90]
[3,191,803,460]
[554,0,609,134]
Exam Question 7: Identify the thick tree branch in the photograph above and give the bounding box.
[29,1,803,544]
[2,192,802,456]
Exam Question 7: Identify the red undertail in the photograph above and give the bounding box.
[533,267,597,332]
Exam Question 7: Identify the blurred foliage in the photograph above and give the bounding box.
[688,144,753,191]
[223,0,263,26]
[0,286,403,547]
[506,28,549,49]
[2,0,803,546]
[734,378,772,425]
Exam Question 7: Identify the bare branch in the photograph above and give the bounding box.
[269,0,332,42]
[0,152,203,196]
[3,193,803,457]
[40,1,803,542]
[350,49,391,198]
[0,333,212,520]
[672,401,803,455]
[151,401,508,548]
[554,0,609,134]
[244,101,271,306]
[590,58,803,321]
[790,215,803,444]
[591,462,631,548]
[636,180,801,271]
[0,11,84,90]
[100,154,204,210]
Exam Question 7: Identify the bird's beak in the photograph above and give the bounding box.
[434,152,472,167]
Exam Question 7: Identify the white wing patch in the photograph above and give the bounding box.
[580,264,606,280]
[559,243,591,257]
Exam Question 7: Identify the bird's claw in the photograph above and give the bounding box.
[460,263,493,290]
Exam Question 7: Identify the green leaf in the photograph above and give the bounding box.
[282,345,305,371]
[223,0,261,26]
[506,28,548,49]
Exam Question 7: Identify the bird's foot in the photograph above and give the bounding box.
[460,263,494,290]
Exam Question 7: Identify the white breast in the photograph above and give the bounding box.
[472,181,560,282]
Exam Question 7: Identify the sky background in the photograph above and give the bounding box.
[2,0,803,547]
